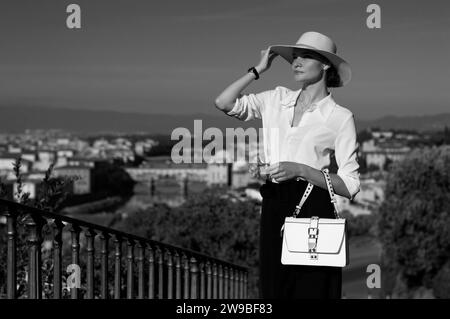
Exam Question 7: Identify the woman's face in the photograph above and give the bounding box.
[291,50,328,85]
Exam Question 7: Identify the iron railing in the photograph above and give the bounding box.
[0,198,248,299]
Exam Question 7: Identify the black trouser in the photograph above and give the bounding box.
[259,179,342,299]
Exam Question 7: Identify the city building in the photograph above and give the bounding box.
[0,153,32,176]
[335,177,385,216]
[67,157,109,168]
[7,145,21,154]
[134,139,158,156]
[362,139,412,169]
[21,152,38,163]
[33,150,57,171]
[231,161,253,189]
[53,165,92,195]
[127,162,209,183]
[126,154,234,187]
[12,176,45,201]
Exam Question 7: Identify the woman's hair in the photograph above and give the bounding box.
[325,65,341,88]
[295,50,342,87]
[307,51,341,87]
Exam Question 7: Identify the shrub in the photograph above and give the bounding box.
[432,261,450,299]
[0,157,74,298]
[340,210,378,239]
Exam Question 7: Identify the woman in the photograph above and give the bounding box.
[214,31,360,299]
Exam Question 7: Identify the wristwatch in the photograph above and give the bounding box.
[247,67,259,80]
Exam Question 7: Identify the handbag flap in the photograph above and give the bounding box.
[283,218,346,254]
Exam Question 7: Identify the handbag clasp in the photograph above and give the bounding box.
[308,227,318,239]
[308,217,319,259]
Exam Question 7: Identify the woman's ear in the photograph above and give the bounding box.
[323,64,330,71]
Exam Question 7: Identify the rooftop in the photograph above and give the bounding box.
[137,162,208,169]
[54,165,92,170]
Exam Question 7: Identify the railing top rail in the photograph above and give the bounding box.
[0,198,248,271]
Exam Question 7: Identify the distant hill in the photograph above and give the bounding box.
[356,113,450,132]
[0,105,258,135]
[0,105,448,134]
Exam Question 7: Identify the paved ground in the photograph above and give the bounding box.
[342,236,383,299]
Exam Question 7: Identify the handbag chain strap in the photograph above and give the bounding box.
[292,168,342,219]
[322,168,341,219]
[292,182,314,217]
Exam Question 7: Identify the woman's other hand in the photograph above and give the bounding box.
[248,162,261,179]
[249,157,270,181]
[267,162,304,182]
[255,47,278,75]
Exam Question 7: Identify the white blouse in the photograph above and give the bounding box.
[226,85,361,200]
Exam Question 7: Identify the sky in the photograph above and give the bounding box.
[0,0,449,120]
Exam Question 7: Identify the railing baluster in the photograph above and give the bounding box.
[218,264,223,299]
[183,254,190,299]
[114,235,122,299]
[26,215,45,299]
[100,232,110,299]
[69,224,81,299]
[240,270,244,298]
[223,266,228,298]
[126,239,135,299]
[237,269,242,299]
[5,206,17,299]
[175,252,181,299]
[223,266,230,299]
[229,268,234,299]
[137,241,145,299]
[241,271,245,299]
[51,220,64,299]
[199,261,205,299]
[244,272,248,299]
[238,270,243,299]
[234,269,239,299]
[206,260,212,299]
[190,257,198,299]
[157,246,163,299]
[147,245,155,299]
[212,262,218,299]
[166,249,173,299]
[86,228,96,299]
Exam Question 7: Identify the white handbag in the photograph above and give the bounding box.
[280,168,349,267]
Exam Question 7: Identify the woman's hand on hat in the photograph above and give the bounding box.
[267,161,304,182]
[255,47,278,75]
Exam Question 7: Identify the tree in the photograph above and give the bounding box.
[357,129,372,145]
[383,156,393,171]
[377,145,450,297]
[92,162,135,197]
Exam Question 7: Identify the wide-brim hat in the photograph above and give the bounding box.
[270,31,351,87]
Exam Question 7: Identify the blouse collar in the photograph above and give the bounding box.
[280,88,336,122]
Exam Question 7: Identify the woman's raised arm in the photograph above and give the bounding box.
[214,47,277,112]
